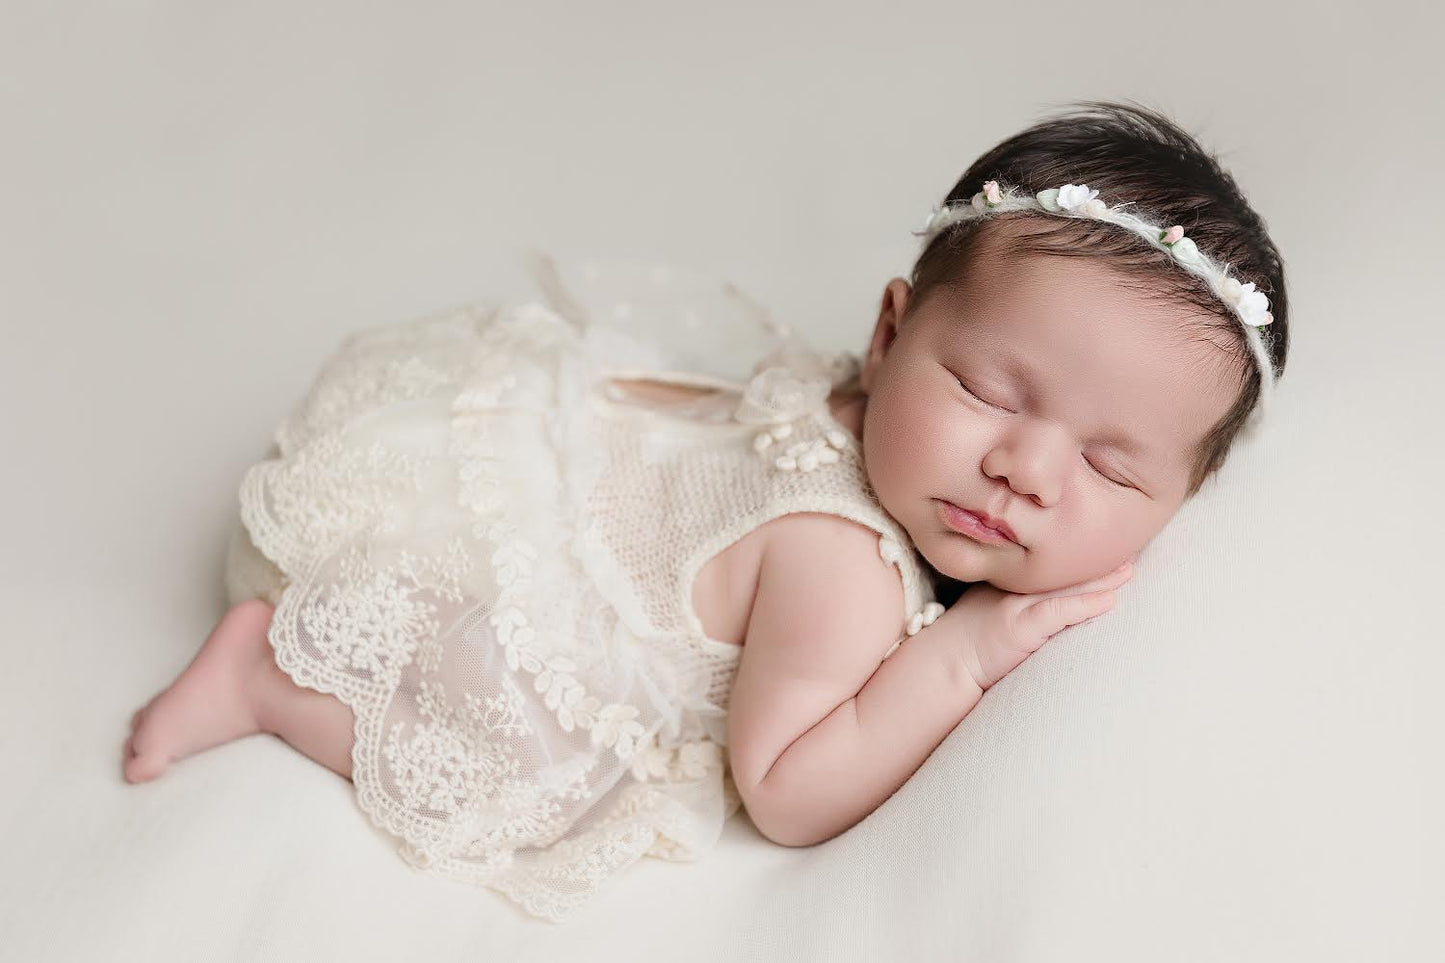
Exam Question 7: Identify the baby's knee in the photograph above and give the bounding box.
[223,518,288,608]
[226,596,276,629]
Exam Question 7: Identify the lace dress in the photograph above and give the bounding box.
[222,256,939,922]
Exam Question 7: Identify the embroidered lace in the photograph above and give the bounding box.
[222,256,937,921]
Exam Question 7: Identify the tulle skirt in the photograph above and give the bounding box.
[224,289,747,922]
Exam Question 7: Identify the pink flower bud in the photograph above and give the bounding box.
[983,180,1002,204]
[1162,225,1185,245]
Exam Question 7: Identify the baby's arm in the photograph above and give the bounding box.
[727,514,1132,848]
[726,513,982,847]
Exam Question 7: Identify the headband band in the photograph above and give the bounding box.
[914,181,1278,420]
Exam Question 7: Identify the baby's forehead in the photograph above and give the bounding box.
[966,221,1159,295]
[939,289,1227,399]
[945,225,1220,351]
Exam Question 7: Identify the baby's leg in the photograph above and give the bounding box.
[123,598,355,783]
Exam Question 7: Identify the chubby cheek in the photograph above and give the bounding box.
[1013,509,1158,594]
[863,370,955,516]
[1018,542,1122,594]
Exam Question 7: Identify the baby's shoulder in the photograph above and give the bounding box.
[746,512,911,660]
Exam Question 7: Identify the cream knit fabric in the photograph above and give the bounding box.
[223,268,935,923]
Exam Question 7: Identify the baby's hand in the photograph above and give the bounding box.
[948,559,1135,690]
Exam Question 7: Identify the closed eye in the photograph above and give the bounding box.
[950,371,1009,412]
[1086,457,1135,490]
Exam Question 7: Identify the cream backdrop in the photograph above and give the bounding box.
[1,2,1440,961]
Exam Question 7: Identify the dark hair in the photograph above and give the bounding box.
[909,99,1290,501]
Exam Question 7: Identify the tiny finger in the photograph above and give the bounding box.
[1020,589,1116,639]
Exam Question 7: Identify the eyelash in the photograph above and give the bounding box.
[1086,457,1134,489]
[953,374,1009,412]
[952,371,1136,490]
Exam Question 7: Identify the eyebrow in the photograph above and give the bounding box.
[997,352,1154,460]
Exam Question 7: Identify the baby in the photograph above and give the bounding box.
[122,100,1288,921]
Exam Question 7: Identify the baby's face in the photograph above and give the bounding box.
[857,228,1241,594]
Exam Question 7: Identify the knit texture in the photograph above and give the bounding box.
[224,270,934,922]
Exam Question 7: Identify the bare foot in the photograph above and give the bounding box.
[122,598,279,784]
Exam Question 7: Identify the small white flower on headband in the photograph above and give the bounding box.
[1222,277,1274,327]
[1034,185,1106,217]
[1056,184,1100,211]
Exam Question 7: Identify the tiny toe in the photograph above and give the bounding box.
[125,750,167,784]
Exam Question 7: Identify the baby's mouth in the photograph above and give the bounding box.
[935,499,1020,546]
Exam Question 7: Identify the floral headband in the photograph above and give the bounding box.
[915,181,1278,420]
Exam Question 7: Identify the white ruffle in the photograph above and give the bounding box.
[227,257,931,923]
[236,300,737,923]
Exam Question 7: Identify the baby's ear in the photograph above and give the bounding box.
[859,279,911,393]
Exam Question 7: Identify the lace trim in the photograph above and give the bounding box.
[239,302,736,923]
[231,288,924,923]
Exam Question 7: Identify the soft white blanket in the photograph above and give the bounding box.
[2,3,1439,960]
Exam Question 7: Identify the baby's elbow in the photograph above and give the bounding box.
[767,821,837,849]
[739,785,838,848]
[746,807,816,848]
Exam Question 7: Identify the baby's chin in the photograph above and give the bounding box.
[912,538,1018,590]
[916,538,1080,596]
